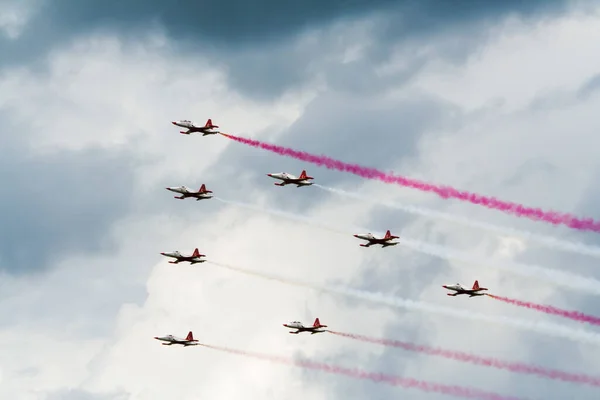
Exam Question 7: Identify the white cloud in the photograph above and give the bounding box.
[3,4,600,400]
[0,32,315,156]
[0,0,39,39]
[412,6,600,111]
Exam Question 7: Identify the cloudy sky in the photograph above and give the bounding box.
[2,0,600,398]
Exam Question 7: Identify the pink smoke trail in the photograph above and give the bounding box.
[200,343,526,400]
[487,294,600,326]
[329,331,600,387]
[219,133,600,233]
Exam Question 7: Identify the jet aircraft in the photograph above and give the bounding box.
[267,170,314,187]
[353,230,399,247]
[172,118,219,135]
[283,318,328,334]
[442,280,488,297]
[160,248,206,264]
[154,331,199,346]
[166,184,213,200]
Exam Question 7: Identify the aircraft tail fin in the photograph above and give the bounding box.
[473,280,480,290]
[186,331,194,341]
[384,229,399,239]
[192,248,200,257]
[313,318,326,327]
[299,170,314,180]
[205,118,219,128]
[199,184,213,193]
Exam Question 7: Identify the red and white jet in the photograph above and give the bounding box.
[160,248,206,264]
[442,280,488,297]
[283,318,328,334]
[267,170,314,187]
[353,230,399,248]
[154,331,199,346]
[172,118,219,135]
[165,184,213,200]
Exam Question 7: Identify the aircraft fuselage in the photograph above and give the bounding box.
[172,121,219,135]
[267,172,314,187]
[154,337,198,346]
[283,321,327,334]
[166,187,213,200]
[160,252,206,264]
[353,234,399,247]
[283,326,326,334]
[442,285,488,297]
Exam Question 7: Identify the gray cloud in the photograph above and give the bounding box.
[34,0,396,46]
[0,132,137,275]
[0,0,569,99]
[202,0,569,98]
[12,0,565,48]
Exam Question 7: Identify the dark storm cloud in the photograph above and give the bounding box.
[1,0,568,98]
[35,0,399,46]
[0,0,395,70]
[372,0,568,41]
[21,0,567,47]
[0,133,136,275]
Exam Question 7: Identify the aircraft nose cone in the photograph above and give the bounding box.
[171,121,177,125]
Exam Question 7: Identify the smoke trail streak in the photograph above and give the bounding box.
[213,197,360,235]
[315,184,600,258]
[214,196,600,296]
[487,294,600,327]
[328,331,600,387]
[207,261,600,346]
[219,132,600,233]
[399,238,600,296]
[200,343,526,400]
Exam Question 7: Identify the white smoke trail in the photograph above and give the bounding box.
[208,261,600,346]
[213,196,600,296]
[400,238,600,296]
[314,184,600,258]
[214,197,358,235]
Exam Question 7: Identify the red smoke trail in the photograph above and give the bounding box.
[329,331,600,387]
[200,343,525,400]
[219,133,600,233]
[487,294,600,326]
